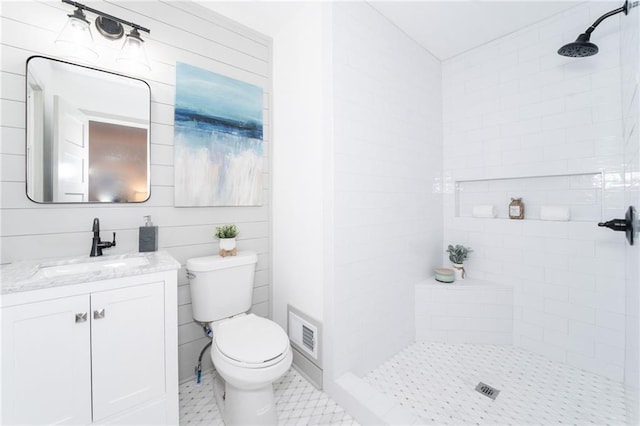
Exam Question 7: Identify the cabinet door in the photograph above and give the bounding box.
[90,282,165,422]
[1,295,92,425]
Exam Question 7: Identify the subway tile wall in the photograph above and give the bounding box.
[442,2,626,381]
[331,2,443,378]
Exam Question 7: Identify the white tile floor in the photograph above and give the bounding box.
[363,341,629,425]
[179,367,357,425]
[181,342,630,425]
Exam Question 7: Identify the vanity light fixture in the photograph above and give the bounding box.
[56,0,151,71]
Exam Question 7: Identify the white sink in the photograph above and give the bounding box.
[33,256,150,280]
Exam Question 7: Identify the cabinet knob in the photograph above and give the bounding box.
[75,312,88,323]
[93,309,105,319]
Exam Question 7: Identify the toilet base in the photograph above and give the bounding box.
[213,374,278,425]
[212,374,226,419]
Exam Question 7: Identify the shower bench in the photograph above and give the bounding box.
[415,278,514,345]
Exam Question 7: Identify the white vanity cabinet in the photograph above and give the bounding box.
[1,259,179,426]
[90,282,166,422]
[2,294,93,425]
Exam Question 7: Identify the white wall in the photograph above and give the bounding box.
[621,1,640,420]
[329,2,443,378]
[272,3,326,329]
[442,2,627,381]
[0,0,272,382]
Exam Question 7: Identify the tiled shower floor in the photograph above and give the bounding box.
[363,341,629,425]
[179,367,357,425]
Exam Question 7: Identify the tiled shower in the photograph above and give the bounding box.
[327,1,640,424]
[443,1,630,382]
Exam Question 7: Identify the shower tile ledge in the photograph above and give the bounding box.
[418,277,511,288]
[416,278,514,345]
[333,372,422,425]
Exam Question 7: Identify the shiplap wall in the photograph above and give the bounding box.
[0,0,272,381]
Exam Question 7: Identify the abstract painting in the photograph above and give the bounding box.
[174,62,263,206]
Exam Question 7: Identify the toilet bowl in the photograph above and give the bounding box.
[210,314,292,425]
[186,252,292,425]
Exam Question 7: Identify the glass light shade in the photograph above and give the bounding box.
[117,29,151,73]
[55,12,98,60]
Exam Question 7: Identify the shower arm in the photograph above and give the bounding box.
[584,0,637,35]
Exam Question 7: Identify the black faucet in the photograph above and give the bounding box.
[90,218,116,257]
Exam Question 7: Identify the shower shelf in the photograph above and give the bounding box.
[453,171,605,222]
[454,171,603,183]
[454,216,595,223]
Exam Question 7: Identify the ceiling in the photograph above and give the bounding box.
[201,1,583,60]
[370,1,582,60]
[199,2,309,38]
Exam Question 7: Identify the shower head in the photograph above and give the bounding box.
[557,33,598,57]
[558,0,636,58]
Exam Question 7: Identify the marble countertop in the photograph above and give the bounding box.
[1,251,181,295]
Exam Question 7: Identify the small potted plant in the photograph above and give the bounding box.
[215,224,238,252]
[446,244,472,280]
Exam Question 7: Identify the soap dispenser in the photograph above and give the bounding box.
[139,215,158,252]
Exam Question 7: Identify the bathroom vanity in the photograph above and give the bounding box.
[0,251,180,425]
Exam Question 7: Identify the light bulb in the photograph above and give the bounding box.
[55,8,98,60]
[117,28,151,73]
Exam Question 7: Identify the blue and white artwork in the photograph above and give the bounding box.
[174,62,263,206]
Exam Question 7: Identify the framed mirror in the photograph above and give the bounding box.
[26,56,151,203]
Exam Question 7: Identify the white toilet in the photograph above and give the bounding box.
[186,251,292,425]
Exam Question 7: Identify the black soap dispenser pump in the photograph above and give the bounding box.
[139,215,158,252]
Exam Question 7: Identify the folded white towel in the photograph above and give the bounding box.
[472,205,497,218]
[540,206,570,221]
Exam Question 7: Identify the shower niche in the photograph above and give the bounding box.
[454,172,608,222]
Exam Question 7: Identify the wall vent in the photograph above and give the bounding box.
[302,324,315,353]
[289,311,319,360]
[287,305,323,389]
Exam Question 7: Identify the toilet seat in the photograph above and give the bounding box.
[214,314,290,368]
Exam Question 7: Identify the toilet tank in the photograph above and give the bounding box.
[186,251,258,323]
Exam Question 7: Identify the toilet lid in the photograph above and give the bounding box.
[215,314,290,364]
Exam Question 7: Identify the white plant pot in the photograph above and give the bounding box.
[452,263,465,280]
[219,237,236,251]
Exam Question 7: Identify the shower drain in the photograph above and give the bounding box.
[475,382,500,400]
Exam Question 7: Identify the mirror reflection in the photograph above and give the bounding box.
[26,56,151,203]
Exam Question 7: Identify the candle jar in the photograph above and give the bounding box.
[509,197,524,219]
